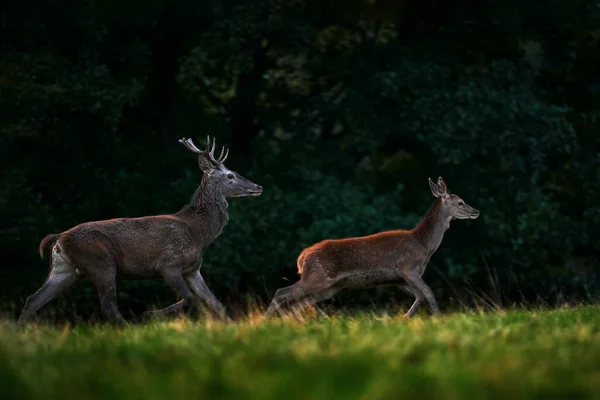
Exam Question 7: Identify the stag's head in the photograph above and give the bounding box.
[179,136,263,198]
[429,176,479,220]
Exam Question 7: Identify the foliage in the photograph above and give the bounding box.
[0,0,599,315]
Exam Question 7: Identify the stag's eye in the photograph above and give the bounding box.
[227,173,234,180]
[458,201,464,206]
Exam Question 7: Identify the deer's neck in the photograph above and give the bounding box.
[177,178,229,244]
[412,199,452,254]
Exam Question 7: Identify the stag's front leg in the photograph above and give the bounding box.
[141,269,199,321]
[185,270,231,321]
[140,300,186,321]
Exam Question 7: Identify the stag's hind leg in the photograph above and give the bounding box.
[18,244,80,324]
[65,233,127,325]
[87,268,127,325]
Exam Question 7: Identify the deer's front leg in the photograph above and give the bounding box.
[186,270,231,321]
[401,270,441,316]
[399,284,423,318]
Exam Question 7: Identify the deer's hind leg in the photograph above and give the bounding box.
[264,282,301,317]
[18,244,80,324]
[265,253,340,319]
[288,287,341,318]
[265,280,339,318]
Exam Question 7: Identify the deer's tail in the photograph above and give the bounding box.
[39,234,60,259]
[297,247,318,276]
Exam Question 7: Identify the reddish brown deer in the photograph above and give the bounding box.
[265,177,479,319]
[18,136,262,325]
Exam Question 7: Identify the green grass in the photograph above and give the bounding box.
[1,306,599,400]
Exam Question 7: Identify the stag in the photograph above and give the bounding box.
[18,136,262,325]
[265,177,479,319]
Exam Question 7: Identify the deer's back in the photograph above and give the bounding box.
[58,215,202,276]
[298,230,423,281]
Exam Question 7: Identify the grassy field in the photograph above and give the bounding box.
[1,305,599,400]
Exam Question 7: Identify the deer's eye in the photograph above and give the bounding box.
[227,173,234,180]
[458,201,464,206]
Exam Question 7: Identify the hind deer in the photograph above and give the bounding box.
[265,177,479,319]
[18,136,262,325]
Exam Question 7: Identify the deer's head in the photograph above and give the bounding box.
[429,176,479,220]
[180,136,263,198]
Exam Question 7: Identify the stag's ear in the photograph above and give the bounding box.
[429,178,441,198]
[198,155,215,173]
[437,176,448,197]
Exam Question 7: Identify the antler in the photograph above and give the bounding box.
[179,136,229,165]
[179,138,202,153]
[216,146,229,164]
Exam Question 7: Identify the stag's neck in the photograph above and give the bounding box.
[412,198,452,254]
[176,179,229,243]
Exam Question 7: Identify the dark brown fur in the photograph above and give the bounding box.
[265,177,479,319]
[18,137,262,325]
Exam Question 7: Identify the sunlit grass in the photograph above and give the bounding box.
[1,305,599,400]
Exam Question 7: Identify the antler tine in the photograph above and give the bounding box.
[189,135,226,164]
[209,137,217,160]
[204,135,217,159]
[217,147,229,164]
[179,138,202,154]
[216,146,225,162]
[185,138,203,153]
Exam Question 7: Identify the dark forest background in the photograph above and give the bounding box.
[1,0,599,321]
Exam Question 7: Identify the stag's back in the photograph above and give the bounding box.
[57,215,200,277]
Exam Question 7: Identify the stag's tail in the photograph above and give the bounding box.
[39,234,60,259]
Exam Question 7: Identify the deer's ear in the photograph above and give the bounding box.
[198,155,215,173]
[429,178,441,198]
[437,176,448,197]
